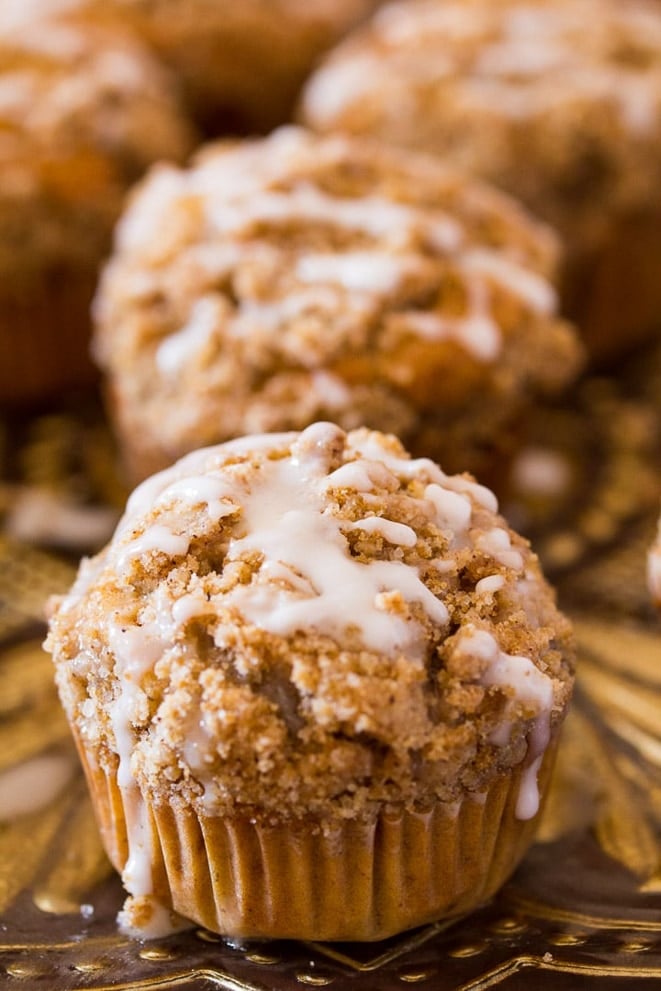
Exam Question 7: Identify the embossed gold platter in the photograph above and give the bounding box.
[1,344,660,990]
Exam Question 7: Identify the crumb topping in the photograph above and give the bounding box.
[47,423,575,823]
[0,2,194,275]
[93,126,580,476]
[301,0,661,246]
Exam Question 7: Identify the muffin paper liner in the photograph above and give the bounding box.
[0,272,98,404]
[75,733,560,941]
[567,208,661,364]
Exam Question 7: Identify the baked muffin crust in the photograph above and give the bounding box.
[93,127,581,481]
[0,3,194,282]
[0,0,195,402]
[302,0,661,246]
[48,423,574,824]
[301,0,661,360]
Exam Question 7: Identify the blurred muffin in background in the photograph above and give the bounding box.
[93,127,582,488]
[301,0,661,364]
[0,1,195,405]
[79,0,388,134]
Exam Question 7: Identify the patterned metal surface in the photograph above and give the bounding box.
[0,346,660,989]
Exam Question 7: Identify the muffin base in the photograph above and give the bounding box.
[564,208,661,366]
[0,267,99,406]
[77,737,559,942]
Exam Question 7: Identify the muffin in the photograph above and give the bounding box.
[92,126,582,487]
[46,422,576,941]
[69,0,385,135]
[300,0,661,363]
[0,2,195,405]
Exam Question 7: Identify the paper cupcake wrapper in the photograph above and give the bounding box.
[0,270,98,404]
[566,207,661,364]
[76,736,559,942]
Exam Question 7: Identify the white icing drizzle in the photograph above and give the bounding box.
[444,473,499,513]
[297,251,420,294]
[321,0,661,139]
[105,736,150,903]
[203,180,463,253]
[476,527,524,572]
[112,425,473,664]
[397,277,501,362]
[117,525,190,573]
[171,589,212,625]
[220,449,449,655]
[348,516,418,547]
[326,458,398,493]
[301,54,382,127]
[344,435,498,513]
[475,574,505,594]
[156,296,225,375]
[106,620,170,903]
[228,286,348,339]
[117,895,192,941]
[424,483,473,534]
[455,626,553,819]
[462,249,557,315]
[155,476,238,523]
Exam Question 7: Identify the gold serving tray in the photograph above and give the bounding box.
[1,344,660,990]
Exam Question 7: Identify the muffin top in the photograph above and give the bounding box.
[47,423,575,824]
[301,0,661,247]
[21,0,385,132]
[93,126,580,477]
[0,1,194,276]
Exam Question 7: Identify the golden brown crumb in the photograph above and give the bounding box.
[47,423,574,822]
[93,127,582,482]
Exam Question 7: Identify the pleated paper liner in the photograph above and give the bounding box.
[75,731,559,942]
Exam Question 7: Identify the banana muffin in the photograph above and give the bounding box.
[0,2,195,404]
[46,422,575,940]
[301,0,661,362]
[93,127,582,486]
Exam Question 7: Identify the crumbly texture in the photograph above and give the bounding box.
[0,2,195,402]
[302,0,661,251]
[301,0,661,358]
[47,423,575,824]
[0,3,195,285]
[93,127,581,483]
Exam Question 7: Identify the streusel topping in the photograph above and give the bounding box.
[47,423,574,828]
[93,127,580,476]
[0,2,194,275]
[301,0,661,246]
